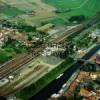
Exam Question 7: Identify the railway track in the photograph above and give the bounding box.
[0,14,99,79]
[51,24,85,43]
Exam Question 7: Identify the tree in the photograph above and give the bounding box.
[27,34,33,41]
[58,96,67,100]
[68,15,86,23]
[0,96,6,100]
[0,49,11,64]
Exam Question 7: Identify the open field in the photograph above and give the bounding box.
[43,0,100,20]
[0,0,37,13]
[0,0,100,25]
[0,0,56,25]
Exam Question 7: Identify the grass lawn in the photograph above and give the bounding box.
[15,57,74,100]
[43,0,100,20]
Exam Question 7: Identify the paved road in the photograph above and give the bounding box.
[30,45,100,100]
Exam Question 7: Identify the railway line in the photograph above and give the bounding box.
[0,14,99,79]
[51,24,85,43]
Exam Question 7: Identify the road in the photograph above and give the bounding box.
[30,45,100,100]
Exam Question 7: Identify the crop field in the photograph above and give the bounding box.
[0,0,56,25]
[0,0,37,17]
[0,0,37,13]
[0,0,100,25]
[43,0,100,20]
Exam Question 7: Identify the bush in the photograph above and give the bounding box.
[68,15,86,23]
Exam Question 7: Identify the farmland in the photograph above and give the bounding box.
[43,0,100,20]
[0,0,56,25]
[0,0,99,25]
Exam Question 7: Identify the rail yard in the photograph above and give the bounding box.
[0,13,99,98]
[0,13,99,79]
[0,0,100,100]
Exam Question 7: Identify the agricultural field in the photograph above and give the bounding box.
[0,0,99,25]
[0,0,37,15]
[43,0,100,20]
[0,0,56,25]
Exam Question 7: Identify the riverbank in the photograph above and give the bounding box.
[30,45,100,100]
[15,57,74,100]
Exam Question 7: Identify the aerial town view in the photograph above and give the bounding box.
[0,0,100,100]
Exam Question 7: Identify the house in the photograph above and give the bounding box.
[91,29,100,41]
[80,88,92,97]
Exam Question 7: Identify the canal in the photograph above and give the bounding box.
[30,45,100,100]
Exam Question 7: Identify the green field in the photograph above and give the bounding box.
[43,0,100,19]
[0,0,37,17]
[0,0,100,24]
[0,5,24,16]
